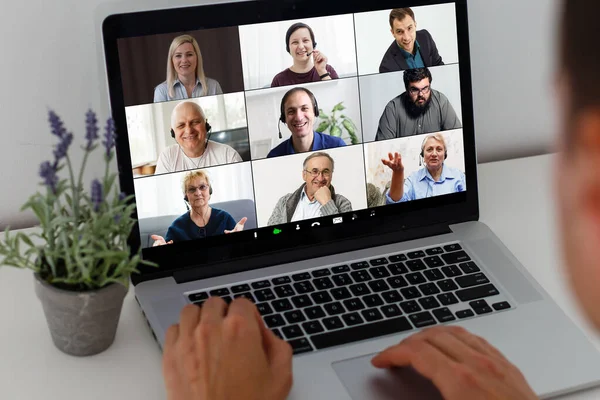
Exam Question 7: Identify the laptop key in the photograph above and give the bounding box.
[294,281,315,294]
[332,273,353,287]
[406,272,426,285]
[330,287,351,301]
[432,307,456,323]
[418,296,441,310]
[400,287,422,299]
[209,288,230,297]
[399,300,421,314]
[342,312,364,326]
[272,276,291,285]
[256,303,274,316]
[368,279,390,292]
[233,292,255,302]
[291,294,313,308]
[389,254,408,262]
[305,306,326,320]
[437,292,459,306]
[343,298,366,311]
[292,272,311,282]
[274,284,296,298]
[264,314,286,328]
[322,316,344,330]
[351,270,372,283]
[282,325,304,339]
[409,311,437,328]
[332,265,350,274]
[255,288,276,302]
[419,283,440,296]
[456,309,475,319]
[381,304,402,318]
[370,258,388,266]
[424,269,445,281]
[188,292,208,302]
[456,273,490,288]
[302,320,325,335]
[361,308,384,322]
[251,280,271,289]
[272,299,293,312]
[284,310,306,324]
[387,276,409,288]
[441,251,471,264]
[311,290,334,304]
[406,259,427,271]
[381,290,402,304]
[363,294,384,307]
[371,266,391,279]
[459,261,481,274]
[407,250,426,259]
[441,265,463,278]
[311,316,413,350]
[231,284,251,293]
[350,261,370,270]
[312,268,331,277]
[289,338,313,355]
[437,279,459,292]
[456,284,499,301]
[493,301,511,311]
[469,300,493,315]
[423,256,444,268]
[313,277,334,290]
[324,302,346,315]
[425,247,444,255]
[272,328,283,340]
[388,263,408,275]
[350,283,371,296]
[443,243,462,252]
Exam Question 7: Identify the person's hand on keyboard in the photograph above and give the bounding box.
[162,297,293,400]
[371,325,538,400]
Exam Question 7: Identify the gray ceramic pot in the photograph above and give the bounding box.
[34,273,128,356]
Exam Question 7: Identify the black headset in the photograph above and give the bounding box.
[278,87,320,139]
[171,120,212,140]
[419,135,447,166]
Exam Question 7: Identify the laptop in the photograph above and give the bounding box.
[101,0,600,398]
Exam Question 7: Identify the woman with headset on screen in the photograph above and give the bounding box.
[271,22,339,87]
[154,34,223,102]
[151,170,247,246]
[381,133,466,204]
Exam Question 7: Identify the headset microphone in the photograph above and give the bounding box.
[278,120,283,139]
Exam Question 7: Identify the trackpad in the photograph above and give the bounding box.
[332,353,443,400]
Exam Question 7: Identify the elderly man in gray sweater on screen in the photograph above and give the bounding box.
[267,152,353,225]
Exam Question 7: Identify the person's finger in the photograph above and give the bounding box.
[178,304,202,339]
[199,296,228,326]
[162,324,181,387]
[150,234,164,241]
[224,230,232,234]
[164,323,180,350]
[237,217,248,226]
[446,326,508,362]
[167,240,173,244]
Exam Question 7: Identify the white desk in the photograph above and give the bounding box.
[1,153,600,399]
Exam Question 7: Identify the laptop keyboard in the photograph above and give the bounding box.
[186,243,512,355]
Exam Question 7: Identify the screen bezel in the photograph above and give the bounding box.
[101,0,478,285]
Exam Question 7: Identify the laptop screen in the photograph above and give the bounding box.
[104,0,476,280]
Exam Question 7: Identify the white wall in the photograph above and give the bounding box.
[0,0,560,229]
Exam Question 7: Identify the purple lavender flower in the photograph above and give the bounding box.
[39,161,58,193]
[102,118,115,158]
[48,110,67,139]
[53,132,73,161]
[91,179,104,211]
[85,109,99,150]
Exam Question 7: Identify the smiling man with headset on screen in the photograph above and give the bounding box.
[154,101,242,174]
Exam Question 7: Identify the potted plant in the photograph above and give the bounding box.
[0,110,154,356]
[315,101,360,145]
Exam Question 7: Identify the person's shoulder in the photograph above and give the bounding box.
[208,140,235,152]
[319,132,346,147]
[267,140,290,158]
[444,165,465,178]
[211,207,231,219]
[154,81,168,91]
[171,212,190,225]
[431,88,449,101]
[271,69,291,86]
[416,29,434,40]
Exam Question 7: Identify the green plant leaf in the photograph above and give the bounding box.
[316,121,330,133]
[330,125,342,137]
[332,102,345,112]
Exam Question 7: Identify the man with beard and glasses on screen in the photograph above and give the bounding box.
[375,67,461,140]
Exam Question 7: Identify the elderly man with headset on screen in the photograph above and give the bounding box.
[154,101,242,174]
[382,133,465,203]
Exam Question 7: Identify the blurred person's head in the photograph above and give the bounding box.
[556,1,600,331]
[182,170,212,209]
[420,134,447,174]
[403,67,433,117]
[166,35,208,97]
[389,8,417,54]
[285,23,317,65]
[171,101,209,157]
[281,87,318,141]
[302,152,334,198]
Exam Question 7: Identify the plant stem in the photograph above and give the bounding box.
[65,154,79,222]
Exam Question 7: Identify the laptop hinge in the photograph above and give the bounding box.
[172,223,452,284]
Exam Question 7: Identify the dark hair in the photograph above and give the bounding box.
[280,87,319,123]
[389,8,416,29]
[285,23,316,53]
[403,67,432,89]
[560,1,600,116]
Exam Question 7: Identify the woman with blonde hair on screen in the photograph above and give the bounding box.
[154,34,223,102]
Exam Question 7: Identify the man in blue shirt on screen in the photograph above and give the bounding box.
[383,133,465,203]
[267,87,346,158]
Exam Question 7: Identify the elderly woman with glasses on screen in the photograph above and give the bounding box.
[153,34,223,102]
[267,151,352,225]
[151,170,246,246]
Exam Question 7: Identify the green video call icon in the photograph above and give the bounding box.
[273,228,282,235]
